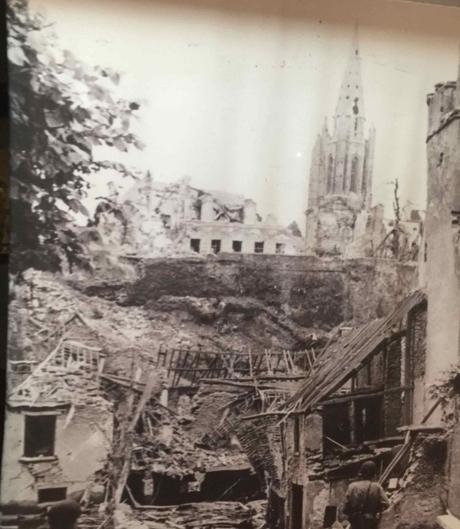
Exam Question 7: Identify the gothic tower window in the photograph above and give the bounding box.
[350,156,359,193]
[327,155,334,193]
[353,97,359,115]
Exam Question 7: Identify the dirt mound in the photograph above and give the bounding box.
[8,270,320,375]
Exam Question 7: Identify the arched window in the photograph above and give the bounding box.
[327,155,334,193]
[350,156,359,193]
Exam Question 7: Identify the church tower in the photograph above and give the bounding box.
[306,32,375,256]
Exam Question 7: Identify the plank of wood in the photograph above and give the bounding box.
[114,372,158,504]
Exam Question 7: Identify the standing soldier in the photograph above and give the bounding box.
[342,461,389,529]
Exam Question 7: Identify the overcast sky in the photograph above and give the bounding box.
[29,0,460,231]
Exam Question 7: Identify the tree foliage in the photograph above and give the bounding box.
[8,0,143,273]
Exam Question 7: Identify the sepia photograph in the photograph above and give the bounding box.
[1,0,460,528]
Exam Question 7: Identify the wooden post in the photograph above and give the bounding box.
[349,399,356,446]
[113,372,158,504]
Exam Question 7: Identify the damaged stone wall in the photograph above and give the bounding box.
[0,403,112,504]
[409,304,428,424]
[380,434,448,529]
[424,77,460,423]
[110,255,418,331]
[384,336,404,437]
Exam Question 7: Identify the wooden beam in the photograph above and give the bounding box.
[114,372,158,504]
[324,436,347,451]
[241,410,304,421]
[319,385,412,407]
[379,396,443,485]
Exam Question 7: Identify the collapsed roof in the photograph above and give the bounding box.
[285,289,427,414]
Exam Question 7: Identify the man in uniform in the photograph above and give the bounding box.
[342,461,389,529]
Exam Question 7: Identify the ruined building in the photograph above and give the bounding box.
[280,291,431,529]
[94,175,304,258]
[0,313,112,505]
[423,59,460,520]
[265,60,460,529]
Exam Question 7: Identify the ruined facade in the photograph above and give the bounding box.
[306,37,376,258]
[0,314,112,505]
[423,63,460,520]
[423,69,460,419]
[280,292,432,529]
[95,175,304,258]
[271,61,460,529]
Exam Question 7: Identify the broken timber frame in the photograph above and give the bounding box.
[378,396,442,484]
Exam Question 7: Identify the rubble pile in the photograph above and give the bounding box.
[380,433,449,529]
[306,446,396,480]
[8,270,317,371]
[116,501,260,529]
[131,400,249,480]
[10,363,112,409]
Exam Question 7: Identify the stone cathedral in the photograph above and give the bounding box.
[305,38,376,257]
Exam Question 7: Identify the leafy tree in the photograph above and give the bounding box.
[8,0,143,274]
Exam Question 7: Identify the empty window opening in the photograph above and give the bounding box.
[232,240,242,253]
[38,487,67,504]
[323,403,350,453]
[254,241,264,254]
[327,155,334,193]
[354,397,382,444]
[24,414,56,458]
[190,238,200,253]
[353,97,359,115]
[211,240,221,254]
[194,203,202,220]
[161,214,171,229]
[275,243,285,255]
[350,156,359,192]
[9,360,36,374]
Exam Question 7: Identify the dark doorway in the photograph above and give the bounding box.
[291,484,303,529]
[267,488,285,529]
[323,505,337,528]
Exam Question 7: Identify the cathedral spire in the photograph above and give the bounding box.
[334,25,365,138]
